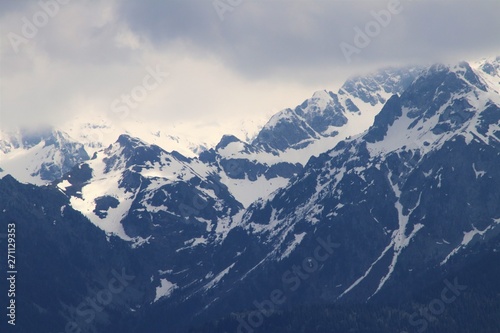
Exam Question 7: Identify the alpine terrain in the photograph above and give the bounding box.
[0,57,499,333]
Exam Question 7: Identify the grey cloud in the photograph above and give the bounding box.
[3,0,499,83]
[116,0,500,82]
[1,0,499,131]
[1,0,139,67]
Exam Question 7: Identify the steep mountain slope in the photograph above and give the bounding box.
[0,175,146,333]
[190,247,500,333]
[0,117,213,187]
[472,56,500,94]
[57,134,242,241]
[1,57,499,333]
[0,66,423,209]
[253,66,423,155]
[198,66,424,207]
[199,135,301,207]
[53,134,258,322]
[173,60,500,328]
[0,128,89,184]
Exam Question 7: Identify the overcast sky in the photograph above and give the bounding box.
[1,0,499,135]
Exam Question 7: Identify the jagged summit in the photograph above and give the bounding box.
[1,57,500,333]
[252,65,424,153]
[215,134,243,150]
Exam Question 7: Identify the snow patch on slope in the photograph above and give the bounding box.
[221,174,290,208]
[204,263,235,290]
[280,232,307,260]
[154,278,178,302]
[441,218,500,265]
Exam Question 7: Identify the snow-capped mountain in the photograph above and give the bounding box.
[60,115,213,158]
[121,58,500,332]
[0,128,89,184]
[472,55,500,94]
[253,66,423,156]
[56,134,242,241]
[198,135,301,207]
[53,134,253,314]
[1,57,499,333]
[2,66,423,208]
[0,120,207,186]
[195,66,425,207]
[191,59,500,315]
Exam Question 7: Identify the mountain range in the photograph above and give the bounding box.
[0,56,499,333]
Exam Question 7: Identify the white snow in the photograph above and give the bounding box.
[0,141,58,185]
[61,114,240,158]
[220,174,290,208]
[153,278,178,302]
[131,236,152,249]
[471,56,500,95]
[68,155,136,241]
[204,263,235,290]
[56,135,227,243]
[338,241,393,300]
[339,196,425,301]
[363,175,424,299]
[441,218,500,265]
[472,163,486,179]
[265,108,296,129]
[305,90,332,112]
[280,232,307,260]
[57,180,72,190]
[184,237,207,247]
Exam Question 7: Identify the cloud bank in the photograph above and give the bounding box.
[1,0,499,133]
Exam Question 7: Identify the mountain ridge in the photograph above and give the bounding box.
[0,56,499,333]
